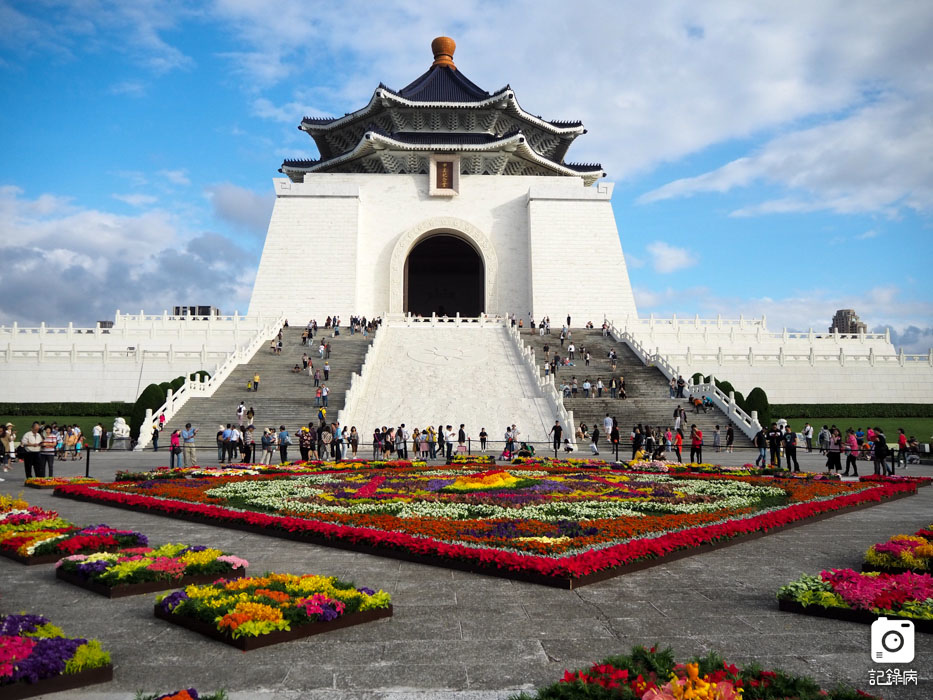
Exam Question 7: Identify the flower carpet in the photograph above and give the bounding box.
[53,461,919,587]
[0,613,112,699]
[137,691,227,700]
[154,572,392,650]
[511,644,881,699]
[55,544,249,598]
[777,568,933,631]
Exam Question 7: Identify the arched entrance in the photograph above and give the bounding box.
[404,234,484,316]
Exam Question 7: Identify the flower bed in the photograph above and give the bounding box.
[154,573,392,650]
[858,474,931,487]
[137,691,227,700]
[777,568,933,631]
[863,532,932,574]
[55,463,917,587]
[24,477,100,489]
[55,544,249,598]
[113,459,426,482]
[0,523,148,565]
[0,614,112,700]
[515,644,879,700]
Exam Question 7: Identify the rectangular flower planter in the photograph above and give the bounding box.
[0,549,71,566]
[777,599,933,633]
[153,603,393,650]
[0,664,113,700]
[56,567,246,598]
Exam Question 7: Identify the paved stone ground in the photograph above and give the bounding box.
[1,450,930,699]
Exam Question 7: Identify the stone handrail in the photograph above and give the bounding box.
[505,324,576,446]
[605,321,762,439]
[656,346,933,368]
[686,381,761,440]
[134,314,286,450]
[383,312,506,328]
[337,328,385,425]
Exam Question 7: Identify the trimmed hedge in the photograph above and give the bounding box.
[774,403,933,418]
[0,402,133,417]
[745,387,771,426]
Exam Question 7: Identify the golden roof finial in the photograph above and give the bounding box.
[431,36,456,69]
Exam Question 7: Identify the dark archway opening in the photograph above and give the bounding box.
[405,234,484,317]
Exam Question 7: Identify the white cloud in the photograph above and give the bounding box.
[158,169,190,186]
[252,97,331,123]
[645,241,697,273]
[0,187,255,326]
[108,80,146,97]
[640,91,933,216]
[112,193,157,207]
[856,229,879,240]
[204,183,274,236]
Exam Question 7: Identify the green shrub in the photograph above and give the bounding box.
[745,387,770,426]
[130,384,165,440]
[691,372,704,385]
[772,403,933,418]
[170,376,186,392]
[0,402,133,416]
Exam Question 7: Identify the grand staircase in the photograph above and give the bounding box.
[162,327,373,440]
[521,328,754,449]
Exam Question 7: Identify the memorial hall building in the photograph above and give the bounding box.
[247,37,637,324]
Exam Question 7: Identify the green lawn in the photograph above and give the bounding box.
[0,415,115,444]
[782,416,932,441]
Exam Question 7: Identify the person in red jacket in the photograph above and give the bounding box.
[690,424,703,463]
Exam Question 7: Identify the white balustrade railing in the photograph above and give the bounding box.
[134,314,286,450]
[613,314,891,344]
[0,311,271,346]
[383,312,506,328]
[505,324,576,446]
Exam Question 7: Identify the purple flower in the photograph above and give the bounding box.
[318,603,340,622]
[426,479,456,491]
[356,587,375,595]
[0,614,50,636]
[10,636,85,683]
[179,545,208,554]
[158,590,189,614]
[75,559,113,578]
[157,691,200,700]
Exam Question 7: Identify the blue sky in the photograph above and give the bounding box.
[1,1,931,350]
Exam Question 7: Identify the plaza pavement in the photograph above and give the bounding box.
[1,448,930,699]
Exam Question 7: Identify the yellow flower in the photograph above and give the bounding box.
[180,548,223,565]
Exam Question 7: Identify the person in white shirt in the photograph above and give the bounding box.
[603,414,613,435]
[20,422,44,478]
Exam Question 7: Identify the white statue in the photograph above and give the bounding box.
[113,417,130,438]
[776,418,788,432]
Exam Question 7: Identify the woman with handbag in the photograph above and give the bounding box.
[169,430,182,469]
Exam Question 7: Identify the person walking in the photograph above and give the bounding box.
[323,362,330,381]
[767,423,783,466]
[252,373,260,392]
[590,425,600,455]
[826,428,843,473]
[673,428,683,463]
[843,428,859,476]
[181,423,198,467]
[349,426,360,458]
[872,427,891,476]
[444,425,456,460]
[19,423,44,478]
[712,425,721,453]
[783,426,800,472]
[753,426,767,467]
[548,420,563,454]
[244,426,256,463]
[236,401,246,425]
[321,384,329,407]
[725,425,734,453]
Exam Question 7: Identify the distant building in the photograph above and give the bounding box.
[829,309,867,334]
[172,305,221,318]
